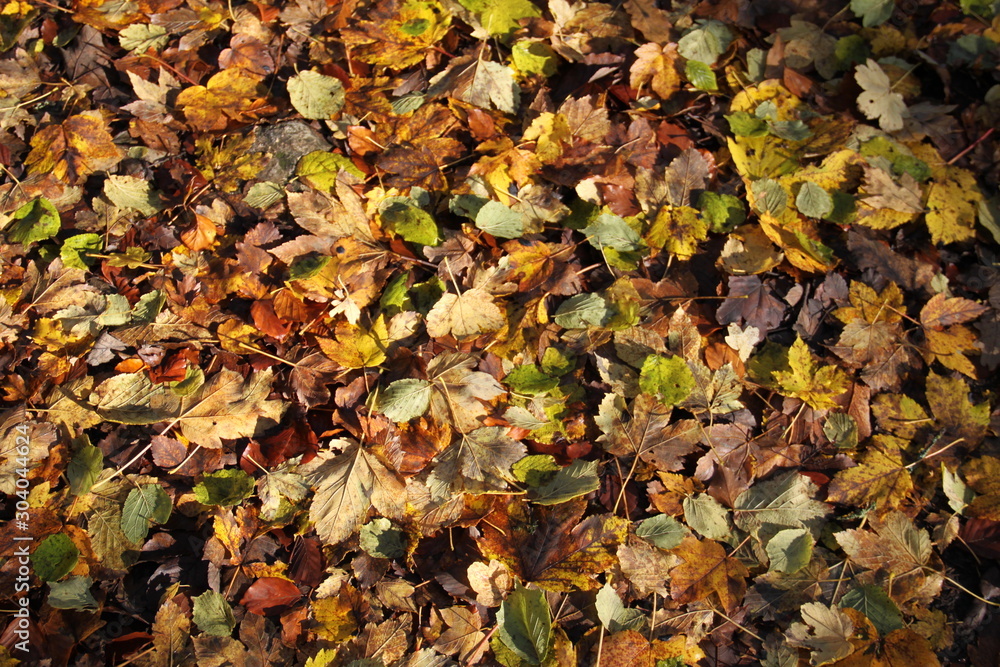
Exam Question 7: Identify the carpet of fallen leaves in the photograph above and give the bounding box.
[1,0,1000,665]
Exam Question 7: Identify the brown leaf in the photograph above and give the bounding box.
[920,292,989,329]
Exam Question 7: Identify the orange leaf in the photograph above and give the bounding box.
[240,577,302,615]
[175,68,268,132]
[668,536,748,612]
[181,214,219,251]
[25,111,124,184]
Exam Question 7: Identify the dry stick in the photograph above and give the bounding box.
[711,606,763,641]
[948,127,995,165]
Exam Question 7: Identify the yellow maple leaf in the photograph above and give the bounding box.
[827,435,913,510]
[630,43,682,100]
[340,0,451,68]
[923,325,978,378]
[175,68,268,132]
[317,317,389,369]
[24,110,124,184]
[645,205,708,258]
[835,281,904,325]
[522,112,572,165]
[773,336,851,409]
[925,165,981,245]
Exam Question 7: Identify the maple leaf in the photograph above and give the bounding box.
[428,52,520,114]
[786,602,856,665]
[835,511,943,608]
[733,472,830,538]
[826,435,912,510]
[426,426,526,498]
[478,498,628,592]
[175,68,269,132]
[299,439,406,545]
[24,110,124,184]
[630,42,682,100]
[856,59,908,132]
[772,337,852,410]
[89,368,287,449]
[340,0,452,68]
[425,287,505,339]
[598,393,702,472]
[434,606,487,663]
[669,536,749,612]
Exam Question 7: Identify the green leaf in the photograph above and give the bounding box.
[104,174,163,216]
[378,378,433,422]
[504,364,560,396]
[636,514,689,550]
[685,60,717,91]
[768,120,812,141]
[68,442,103,496]
[823,413,858,450]
[554,293,612,329]
[6,197,60,245]
[751,178,788,216]
[677,20,733,65]
[497,582,551,665]
[595,581,646,633]
[698,191,746,233]
[839,585,903,635]
[457,0,542,40]
[380,201,440,246]
[639,355,695,406]
[121,484,171,543]
[475,200,524,238]
[193,590,237,637]
[48,576,98,610]
[733,472,830,537]
[60,233,102,270]
[942,463,974,514]
[540,347,575,376]
[287,70,346,120]
[359,517,406,558]
[531,459,600,505]
[245,181,285,209]
[288,253,330,281]
[512,454,561,486]
[583,213,643,252]
[796,182,834,219]
[194,470,255,507]
[118,23,169,53]
[296,151,364,190]
[850,0,894,27]
[512,40,558,76]
[765,527,814,573]
[683,493,732,541]
[31,534,80,582]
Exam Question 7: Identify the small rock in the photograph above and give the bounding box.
[252,121,331,184]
